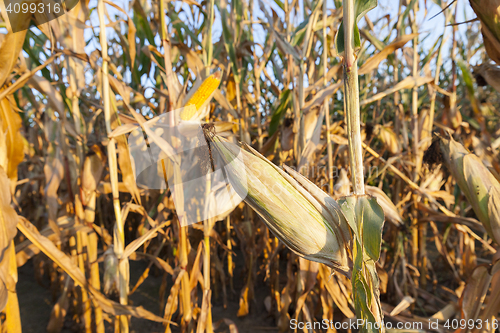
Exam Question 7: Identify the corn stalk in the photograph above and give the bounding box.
[323,0,334,194]
[338,0,385,331]
[341,0,364,196]
[97,2,129,332]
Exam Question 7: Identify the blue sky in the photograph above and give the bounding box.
[82,0,478,94]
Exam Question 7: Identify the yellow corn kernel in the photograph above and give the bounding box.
[181,72,221,120]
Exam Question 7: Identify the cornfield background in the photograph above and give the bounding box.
[0,0,500,332]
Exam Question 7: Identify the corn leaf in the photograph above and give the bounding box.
[16,217,174,324]
[335,0,378,55]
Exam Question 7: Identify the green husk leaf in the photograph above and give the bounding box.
[488,186,500,246]
[335,0,377,55]
[339,196,361,245]
[359,196,384,262]
[353,265,378,333]
[339,195,384,261]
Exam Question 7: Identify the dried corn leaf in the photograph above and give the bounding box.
[28,75,65,115]
[0,94,24,181]
[0,167,18,312]
[376,125,400,155]
[361,76,433,105]
[459,265,491,323]
[359,33,418,75]
[474,63,500,93]
[0,31,27,88]
[365,186,402,226]
[16,217,174,324]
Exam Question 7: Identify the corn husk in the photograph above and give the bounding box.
[375,125,400,155]
[469,0,500,64]
[439,137,500,244]
[207,133,352,275]
[103,246,120,296]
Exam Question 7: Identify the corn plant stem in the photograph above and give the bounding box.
[411,7,420,182]
[70,88,84,169]
[343,2,382,326]
[201,0,215,327]
[159,5,179,115]
[427,6,452,137]
[69,234,88,329]
[342,0,364,196]
[171,163,192,323]
[394,0,402,134]
[250,0,263,150]
[89,232,105,333]
[77,231,92,333]
[451,4,458,97]
[204,0,214,76]
[5,241,21,333]
[255,75,263,150]
[420,5,451,291]
[202,175,214,333]
[97,2,128,331]
[235,78,247,144]
[323,0,333,194]
[393,1,403,207]
[226,216,234,291]
[158,3,192,324]
[449,4,459,128]
[159,0,168,71]
[410,2,421,290]
[273,237,280,316]
[68,29,84,169]
[297,7,320,166]
[159,0,176,113]
[202,233,213,332]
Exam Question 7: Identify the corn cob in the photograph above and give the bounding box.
[437,137,500,244]
[206,133,352,275]
[180,71,221,121]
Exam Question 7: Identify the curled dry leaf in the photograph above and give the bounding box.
[359,33,418,75]
[365,186,403,226]
[459,264,493,324]
[473,63,500,93]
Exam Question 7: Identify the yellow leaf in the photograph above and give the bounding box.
[0,94,23,181]
[0,31,27,87]
[0,167,19,313]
